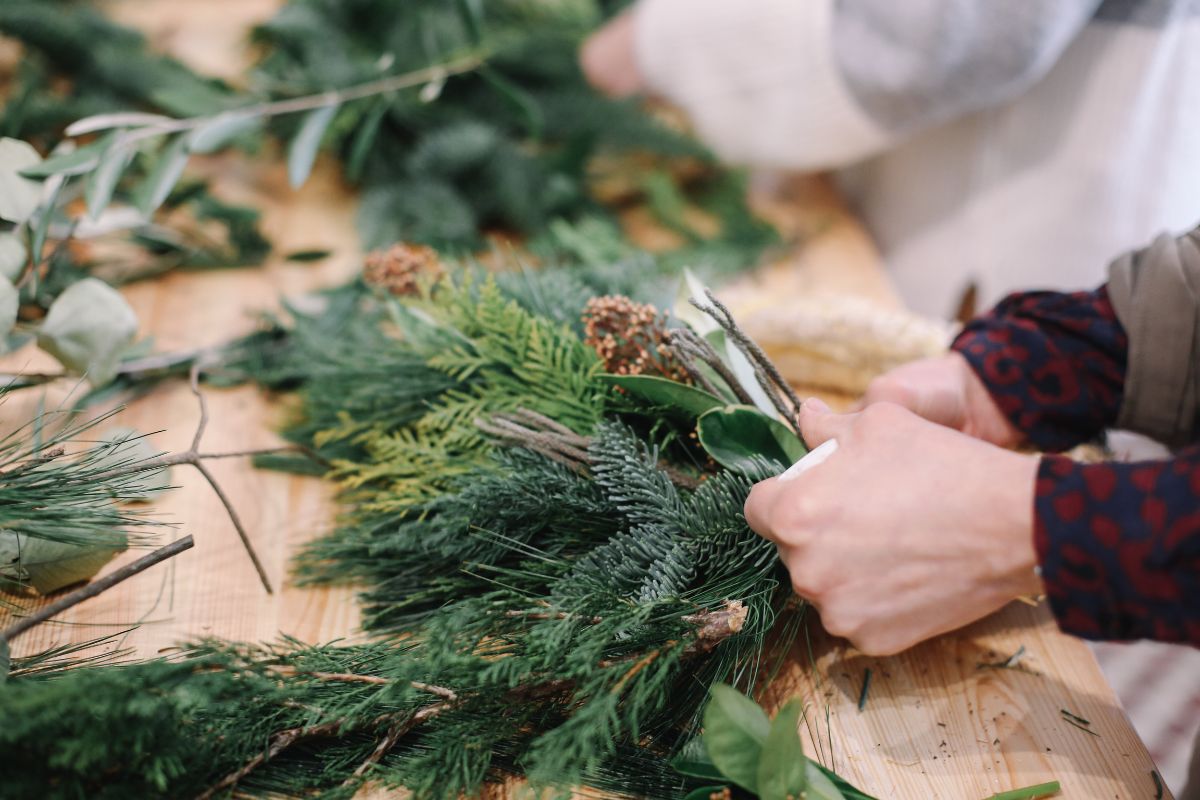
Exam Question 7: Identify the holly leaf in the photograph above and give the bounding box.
[37,278,138,386]
[0,530,126,595]
[702,684,769,793]
[696,405,807,473]
[756,699,807,800]
[0,138,44,224]
[600,374,724,418]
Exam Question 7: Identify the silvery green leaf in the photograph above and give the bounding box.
[0,138,44,224]
[0,529,126,594]
[18,139,107,179]
[0,276,19,345]
[674,268,719,335]
[135,134,190,215]
[28,173,65,278]
[92,428,171,501]
[0,233,26,282]
[187,113,261,154]
[37,278,138,386]
[65,111,173,138]
[288,103,338,189]
[724,334,780,418]
[85,138,134,220]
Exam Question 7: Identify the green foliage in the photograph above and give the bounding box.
[697,406,807,475]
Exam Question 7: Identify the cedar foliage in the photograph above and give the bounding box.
[0,266,798,799]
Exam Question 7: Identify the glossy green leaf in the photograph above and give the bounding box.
[811,762,876,800]
[288,103,338,189]
[0,138,44,223]
[0,233,26,282]
[702,684,769,793]
[187,113,260,154]
[600,374,724,418]
[135,134,190,215]
[671,753,725,782]
[697,405,807,473]
[757,699,807,800]
[37,278,138,386]
[0,530,126,595]
[85,137,133,220]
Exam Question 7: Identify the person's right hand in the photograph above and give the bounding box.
[579,10,645,98]
[858,352,1023,447]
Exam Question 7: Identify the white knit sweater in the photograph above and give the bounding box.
[633,0,1200,317]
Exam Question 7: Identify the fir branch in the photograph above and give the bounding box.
[0,535,193,643]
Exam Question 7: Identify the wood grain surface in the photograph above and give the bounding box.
[0,2,1171,798]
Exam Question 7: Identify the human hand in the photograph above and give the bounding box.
[858,352,1022,448]
[744,399,1041,656]
[580,10,645,98]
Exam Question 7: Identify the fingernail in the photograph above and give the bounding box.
[803,397,831,414]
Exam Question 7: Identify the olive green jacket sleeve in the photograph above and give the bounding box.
[1107,223,1200,447]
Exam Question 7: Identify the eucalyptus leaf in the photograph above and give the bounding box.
[18,139,107,179]
[702,684,769,793]
[29,174,66,276]
[756,699,807,800]
[697,405,807,473]
[93,428,171,501]
[288,103,338,189]
[37,278,138,386]
[0,529,126,595]
[0,233,26,282]
[600,374,723,418]
[135,134,190,215]
[346,99,387,183]
[65,112,173,138]
[0,138,44,224]
[188,113,261,154]
[0,276,19,345]
[86,139,134,220]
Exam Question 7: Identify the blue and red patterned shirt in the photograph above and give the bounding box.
[954,287,1200,647]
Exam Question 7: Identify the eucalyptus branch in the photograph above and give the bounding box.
[0,535,194,643]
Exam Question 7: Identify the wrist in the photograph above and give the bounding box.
[988,449,1043,597]
[955,352,1024,448]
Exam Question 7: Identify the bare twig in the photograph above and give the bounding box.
[0,535,194,643]
[97,364,277,593]
[667,328,754,405]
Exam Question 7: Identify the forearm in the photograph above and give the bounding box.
[1035,447,1200,645]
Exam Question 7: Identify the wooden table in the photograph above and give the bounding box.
[1,2,1170,798]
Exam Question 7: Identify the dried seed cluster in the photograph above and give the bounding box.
[363,243,444,296]
[582,294,686,381]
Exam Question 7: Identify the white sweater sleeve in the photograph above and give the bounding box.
[633,0,892,170]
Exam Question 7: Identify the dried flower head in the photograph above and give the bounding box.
[582,295,687,381]
[363,243,444,296]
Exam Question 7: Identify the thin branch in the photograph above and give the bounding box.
[0,535,194,643]
[668,328,754,405]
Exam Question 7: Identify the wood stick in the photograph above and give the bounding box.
[0,536,194,643]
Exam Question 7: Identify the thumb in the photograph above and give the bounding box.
[799,398,857,448]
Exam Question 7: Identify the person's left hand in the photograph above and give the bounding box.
[744,399,1042,656]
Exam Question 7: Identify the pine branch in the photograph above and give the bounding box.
[0,535,194,643]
